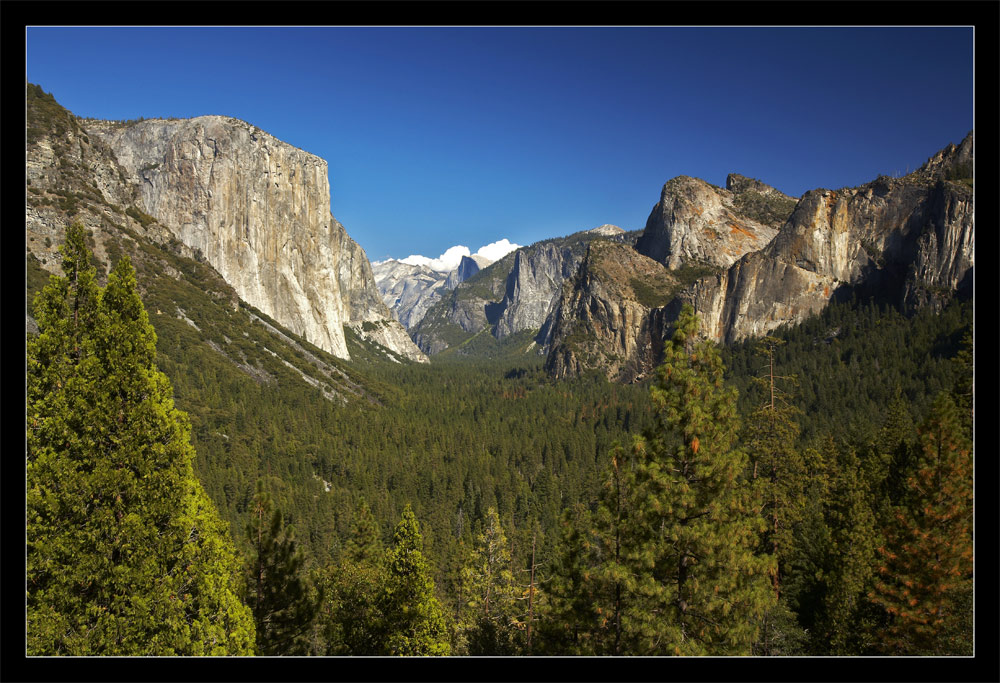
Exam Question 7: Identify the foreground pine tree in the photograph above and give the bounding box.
[319,500,388,655]
[246,482,322,655]
[869,393,973,655]
[26,224,254,655]
[626,303,775,655]
[536,503,603,655]
[380,505,451,656]
[458,507,522,655]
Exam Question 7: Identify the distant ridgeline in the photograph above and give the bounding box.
[26,83,973,657]
[381,137,972,386]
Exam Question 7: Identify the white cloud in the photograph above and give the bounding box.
[395,238,522,273]
[474,238,521,262]
[400,245,471,272]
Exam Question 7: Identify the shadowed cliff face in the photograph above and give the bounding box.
[687,155,974,346]
[545,134,973,381]
[544,241,676,382]
[87,116,426,363]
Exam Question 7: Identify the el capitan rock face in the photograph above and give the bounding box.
[86,116,426,363]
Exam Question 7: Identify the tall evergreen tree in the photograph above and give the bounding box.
[816,441,881,655]
[743,337,809,655]
[345,497,383,564]
[536,503,602,655]
[319,499,388,655]
[588,439,641,655]
[246,481,321,655]
[27,226,254,654]
[380,505,451,656]
[625,303,775,655]
[459,507,522,654]
[869,393,973,655]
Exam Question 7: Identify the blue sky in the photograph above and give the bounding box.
[26,27,973,264]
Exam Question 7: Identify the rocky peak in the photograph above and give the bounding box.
[687,140,974,346]
[493,242,579,339]
[914,131,973,181]
[544,136,973,381]
[544,240,676,382]
[634,175,782,270]
[586,224,626,237]
[445,254,490,289]
[726,173,797,201]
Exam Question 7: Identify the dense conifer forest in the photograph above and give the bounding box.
[26,223,974,659]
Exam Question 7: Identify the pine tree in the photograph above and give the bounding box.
[588,439,641,655]
[869,393,973,655]
[536,503,602,655]
[816,442,881,655]
[246,481,321,655]
[951,331,973,441]
[459,507,521,654]
[743,337,810,655]
[626,303,775,655]
[877,389,918,505]
[380,504,451,656]
[319,499,388,655]
[27,226,254,654]
[345,497,383,564]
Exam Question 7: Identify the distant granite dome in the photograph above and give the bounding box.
[587,224,626,236]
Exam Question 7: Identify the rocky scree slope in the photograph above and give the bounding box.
[84,115,425,363]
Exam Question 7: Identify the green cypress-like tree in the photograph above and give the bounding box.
[345,497,383,564]
[27,227,254,654]
[459,507,522,655]
[380,505,451,656]
[626,303,775,655]
[246,481,321,655]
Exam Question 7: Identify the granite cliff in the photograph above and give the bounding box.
[373,254,492,330]
[25,84,397,406]
[411,225,632,356]
[84,116,426,363]
[545,134,973,380]
[687,134,974,345]
[543,240,677,382]
[634,175,794,270]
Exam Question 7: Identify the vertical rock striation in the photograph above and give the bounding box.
[544,133,973,380]
[687,135,974,345]
[87,116,426,362]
